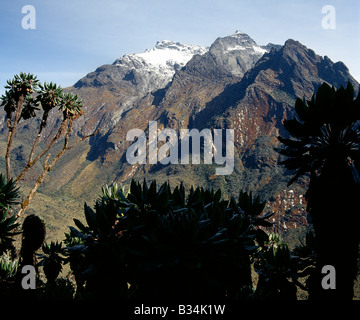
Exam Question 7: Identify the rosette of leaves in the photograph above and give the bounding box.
[275,82,360,186]
[37,241,64,284]
[2,72,39,98]
[36,82,63,127]
[254,233,298,300]
[64,183,129,299]
[0,174,20,257]
[275,82,360,299]
[59,93,83,120]
[0,255,18,298]
[0,72,40,121]
[0,255,18,283]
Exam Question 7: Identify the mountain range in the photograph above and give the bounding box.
[1,30,358,238]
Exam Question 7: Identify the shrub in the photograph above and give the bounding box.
[65,179,274,300]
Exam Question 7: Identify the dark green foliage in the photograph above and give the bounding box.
[0,74,73,124]
[37,82,63,112]
[37,241,64,283]
[0,255,18,298]
[59,93,83,119]
[0,172,20,297]
[0,174,20,257]
[0,210,20,258]
[64,179,275,300]
[0,73,40,126]
[254,232,315,300]
[32,82,63,132]
[0,256,18,282]
[0,174,19,209]
[21,96,40,120]
[238,190,273,227]
[0,176,317,300]
[1,72,39,101]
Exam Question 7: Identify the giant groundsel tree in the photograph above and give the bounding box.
[276,82,360,299]
[0,73,98,219]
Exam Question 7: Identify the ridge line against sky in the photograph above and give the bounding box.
[0,0,359,94]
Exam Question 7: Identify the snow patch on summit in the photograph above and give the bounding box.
[113,41,209,86]
[221,31,268,55]
[137,40,208,68]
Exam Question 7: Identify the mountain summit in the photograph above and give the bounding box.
[75,40,208,94]
[72,32,273,130]
[73,32,271,93]
[113,40,208,90]
[177,32,272,81]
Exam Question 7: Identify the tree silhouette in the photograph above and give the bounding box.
[276,82,360,299]
[64,180,274,300]
[1,73,99,219]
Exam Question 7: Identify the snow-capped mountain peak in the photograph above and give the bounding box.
[136,40,208,69]
[200,31,270,78]
[113,40,209,89]
[75,32,278,96]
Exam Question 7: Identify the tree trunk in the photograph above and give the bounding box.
[16,120,98,219]
[5,95,25,181]
[16,126,70,219]
[16,118,68,182]
[307,164,360,300]
[27,110,50,163]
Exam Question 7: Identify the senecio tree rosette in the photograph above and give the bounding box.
[0,72,98,219]
[276,82,360,300]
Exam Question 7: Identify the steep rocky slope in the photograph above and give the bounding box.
[1,31,358,235]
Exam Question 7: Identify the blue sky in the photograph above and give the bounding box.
[0,0,359,94]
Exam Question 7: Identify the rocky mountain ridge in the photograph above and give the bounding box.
[1,31,358,235]
[76,40,208,93]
